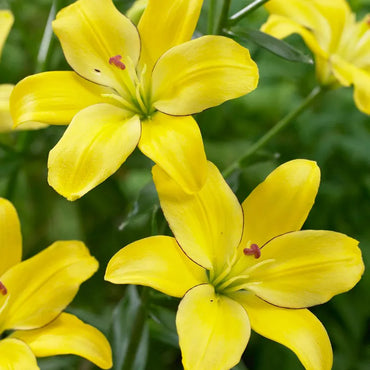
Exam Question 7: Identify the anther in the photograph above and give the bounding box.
[109,55,126,70]
[243,244,261,259]
[0,281,7,295]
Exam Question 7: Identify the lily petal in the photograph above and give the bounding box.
[139,112,207,193]
[153,162,243,274]
[331,55,370,114]
[12,313,112,369]
[261,14,328,61]
[10,72,113,127]
[245,230,364,308]
[152,35,259,115]
[0,198,22,276]
[0,10,13,58]
[0,338,38,370]
[105,235,207,298]
[240,159,320,249]
[0,241,98,331]
[177,284,250,370]
[234,292,332,370]
[48,104,140,201]
[53,0,140,98]
[138,0,203,71]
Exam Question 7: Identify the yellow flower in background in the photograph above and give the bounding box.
[261,0,370,114]
[0,10,46,133]
[126,0,148,25]
[0,198,112,369]
[10,0,259,201]
[106,159,364,370]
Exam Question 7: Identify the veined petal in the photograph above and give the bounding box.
[0,198,22,276]
[0,338,38,370]
[152,35,259,115]
[177,284,250,370]
[153,162,243,274]
[240,159,320,249]
[264,0,332,49]
[48,104,140,201]
[138,0,203,71]
[0,241,98,331]
[12,313,112,370]
[105,235,207,298]
[244,230,364,308]
[0,10,13,58]
[331,55,370,115]
[261,14,328,61]
[53,0,140,98]
[10,72,113,127]
[234,292,332,370]
[139,112,207,193]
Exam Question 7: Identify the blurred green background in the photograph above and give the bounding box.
[0,0,369,369]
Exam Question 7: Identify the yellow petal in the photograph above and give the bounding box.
[261,14,328,61]
[264,0,332,49]
[244,230,364,308]
[139,112,207,193]
[241,159,320,249]
[0,241,98,331]
[234,293,332,370]
[177,284,250,370]
[12,313,112,369]
[138,0,202,71]
[0,198,22,276]
[331,55,370,115]
[152,35,259,115]
[48,104,140,201]
[0,10,13,58]
[105,235,207,298]
[10,71,113,127]
[53,0,140,98]
[0,338,39,370]
[152,162,243,274]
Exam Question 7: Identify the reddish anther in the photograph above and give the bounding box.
[0,281,7,295]
[243,244,261,259]
[109,55,126,70]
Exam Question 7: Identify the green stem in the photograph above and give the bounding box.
[216,0,231,34]
[121,287,149,370]
[208,0,216,34]
[229,0,269,25]
[222,86,324,177]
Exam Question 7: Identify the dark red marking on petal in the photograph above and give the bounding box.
[243,243,261,259]
[0,281,7,295]
[109,55,126,70]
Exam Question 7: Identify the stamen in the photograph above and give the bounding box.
[109,55,126,70]
[243,243,261,259]
[0,281,7,295]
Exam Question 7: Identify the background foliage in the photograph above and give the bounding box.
[0,0,369,369]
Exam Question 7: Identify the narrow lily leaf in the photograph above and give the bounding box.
[230,28,313,64]
[110,286,149,370]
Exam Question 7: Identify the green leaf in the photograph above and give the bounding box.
[229,29,313,64]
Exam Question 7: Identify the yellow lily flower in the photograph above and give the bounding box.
[106,159,364,370]
[10,0,259,201]
[0,198,112,369]
[0,10,47,133]
[261,0,370,114]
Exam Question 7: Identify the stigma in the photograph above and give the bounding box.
[109,55,126,70]
[243,243,261,259]
[0,281,7,295]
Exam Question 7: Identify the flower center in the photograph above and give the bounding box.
[0,281,7,295]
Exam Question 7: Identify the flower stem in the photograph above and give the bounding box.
[222,86,324,178]
[216,0,231,34]
[228,0,269,25]
[208,0,216,34]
